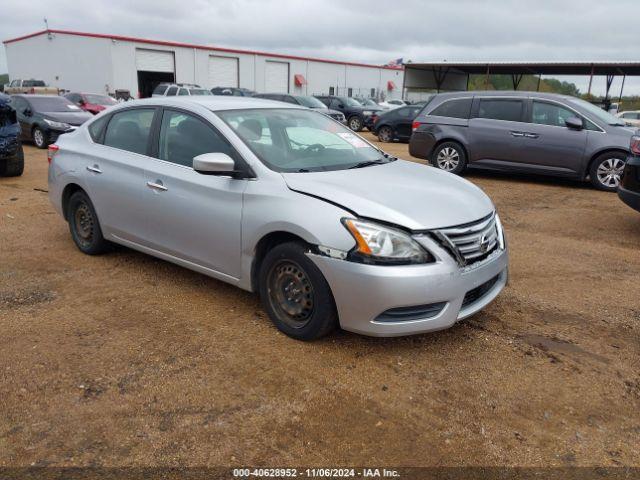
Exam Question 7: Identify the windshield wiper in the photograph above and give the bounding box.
[348,159,387,169]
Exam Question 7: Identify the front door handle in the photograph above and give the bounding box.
[86,165,102,174]
[524,133,540,139]
[147,181,168,192]
[510,131,525,137]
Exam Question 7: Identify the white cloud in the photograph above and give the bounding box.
[2,0,640,94]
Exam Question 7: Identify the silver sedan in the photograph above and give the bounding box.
[48,97,508,340]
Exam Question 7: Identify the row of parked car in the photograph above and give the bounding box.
[1,84,638,214]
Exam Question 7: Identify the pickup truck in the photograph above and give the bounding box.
[3,79,59,95]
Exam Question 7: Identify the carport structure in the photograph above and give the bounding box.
[403,61,640,101]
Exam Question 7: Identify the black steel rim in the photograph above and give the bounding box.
[74,202,94,248]
[267,259,315,329]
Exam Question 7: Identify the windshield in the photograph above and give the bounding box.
[572,98,626,126]
[84,94,117,105]
[26,97,81,112]
[295,96,327,109]
[339,97,362,107]
[358,98,378,107]
[190,89,212,96]
[217,108,390,173]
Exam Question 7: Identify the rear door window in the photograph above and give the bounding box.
[429,98,472,119]
[178,88,189,96]
[477,99,524,122]
[166,86,178,96]
[153,85,168,96]
[103,108,155,155]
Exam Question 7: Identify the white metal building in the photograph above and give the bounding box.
[3,30,404,100]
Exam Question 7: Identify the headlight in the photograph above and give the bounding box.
[342,218,433,265]
[44,118,71,129]
[363,110,373,116]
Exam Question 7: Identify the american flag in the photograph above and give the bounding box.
[386,58,403,67]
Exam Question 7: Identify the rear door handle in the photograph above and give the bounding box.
[147,181,168,192]
[510,131,525,137]
[524,133,540,139]
[86,165,102,174]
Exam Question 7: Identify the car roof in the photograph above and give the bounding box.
[431,90,578,102]
[12,94,66,99]
[114,96,305,111]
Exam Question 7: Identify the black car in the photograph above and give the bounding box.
[211,87,256,97]
[0,93,23,177]
[619,136,640,212]
[252,93,346,123]
[11,95,93,149]
[314,95,381,132]
[372,105,423,143]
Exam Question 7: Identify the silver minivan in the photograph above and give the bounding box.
[48,97,508,340]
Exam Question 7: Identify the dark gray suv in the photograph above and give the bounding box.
[409,91,637,191]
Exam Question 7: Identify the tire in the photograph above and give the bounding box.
[347,116,363,132]
[67,190,110,255]
[430,141,467,175]
[0,143,24,177]
[378,125,394,143]
[589,152,626,191]
[259,242,338,341]
[32,127,47,149]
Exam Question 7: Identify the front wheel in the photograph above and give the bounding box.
[431,141,467,175]
[348,116,363,132]
[589,153,626,191]
[32,127,47,149]
[259,242,338,341]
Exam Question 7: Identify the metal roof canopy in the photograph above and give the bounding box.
[403,61,640,98]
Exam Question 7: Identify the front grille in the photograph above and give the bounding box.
[375,302,446,322]
[462,274,500,309]
[434,213,499,266]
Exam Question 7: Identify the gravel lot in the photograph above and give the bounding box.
[1,136,639,468]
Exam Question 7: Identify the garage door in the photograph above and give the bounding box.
[135,49,175,72]
[208,56,239,88]
[265,61,289,92]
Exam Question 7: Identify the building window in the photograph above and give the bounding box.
[370,88,376,98]
[348,88,353,97]
[329,86,335,95]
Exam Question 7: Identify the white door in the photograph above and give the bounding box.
[265,61,289,92]
[208,56,239,88]
[135,49,175,72]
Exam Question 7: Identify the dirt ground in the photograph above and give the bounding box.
[1,135,639,469]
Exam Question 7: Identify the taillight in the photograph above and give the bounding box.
[47,144,59,164]
[412,120,422,132]
[630,135,640,156]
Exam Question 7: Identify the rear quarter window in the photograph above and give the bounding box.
[428,98,472,119]
[88,115,109,143]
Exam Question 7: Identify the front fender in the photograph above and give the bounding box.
[239,181,356,290]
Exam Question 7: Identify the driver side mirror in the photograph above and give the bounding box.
[193,152,240,176]
[22,108,32,117]
[337,103,344,109]
[565,116,583,130]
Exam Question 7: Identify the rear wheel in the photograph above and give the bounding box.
[0,143,24,177]
[378,126,394,143]
[32,127,47,149]
[259,242,338,341]
[348,116,363,132]
[589,153,626,191]
[67,190,110,255]
[431,141,467,175]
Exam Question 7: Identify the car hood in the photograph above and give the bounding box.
[42,111,93,126]
[282,160,494,230]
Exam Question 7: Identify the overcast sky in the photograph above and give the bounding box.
[2,0,640,95]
